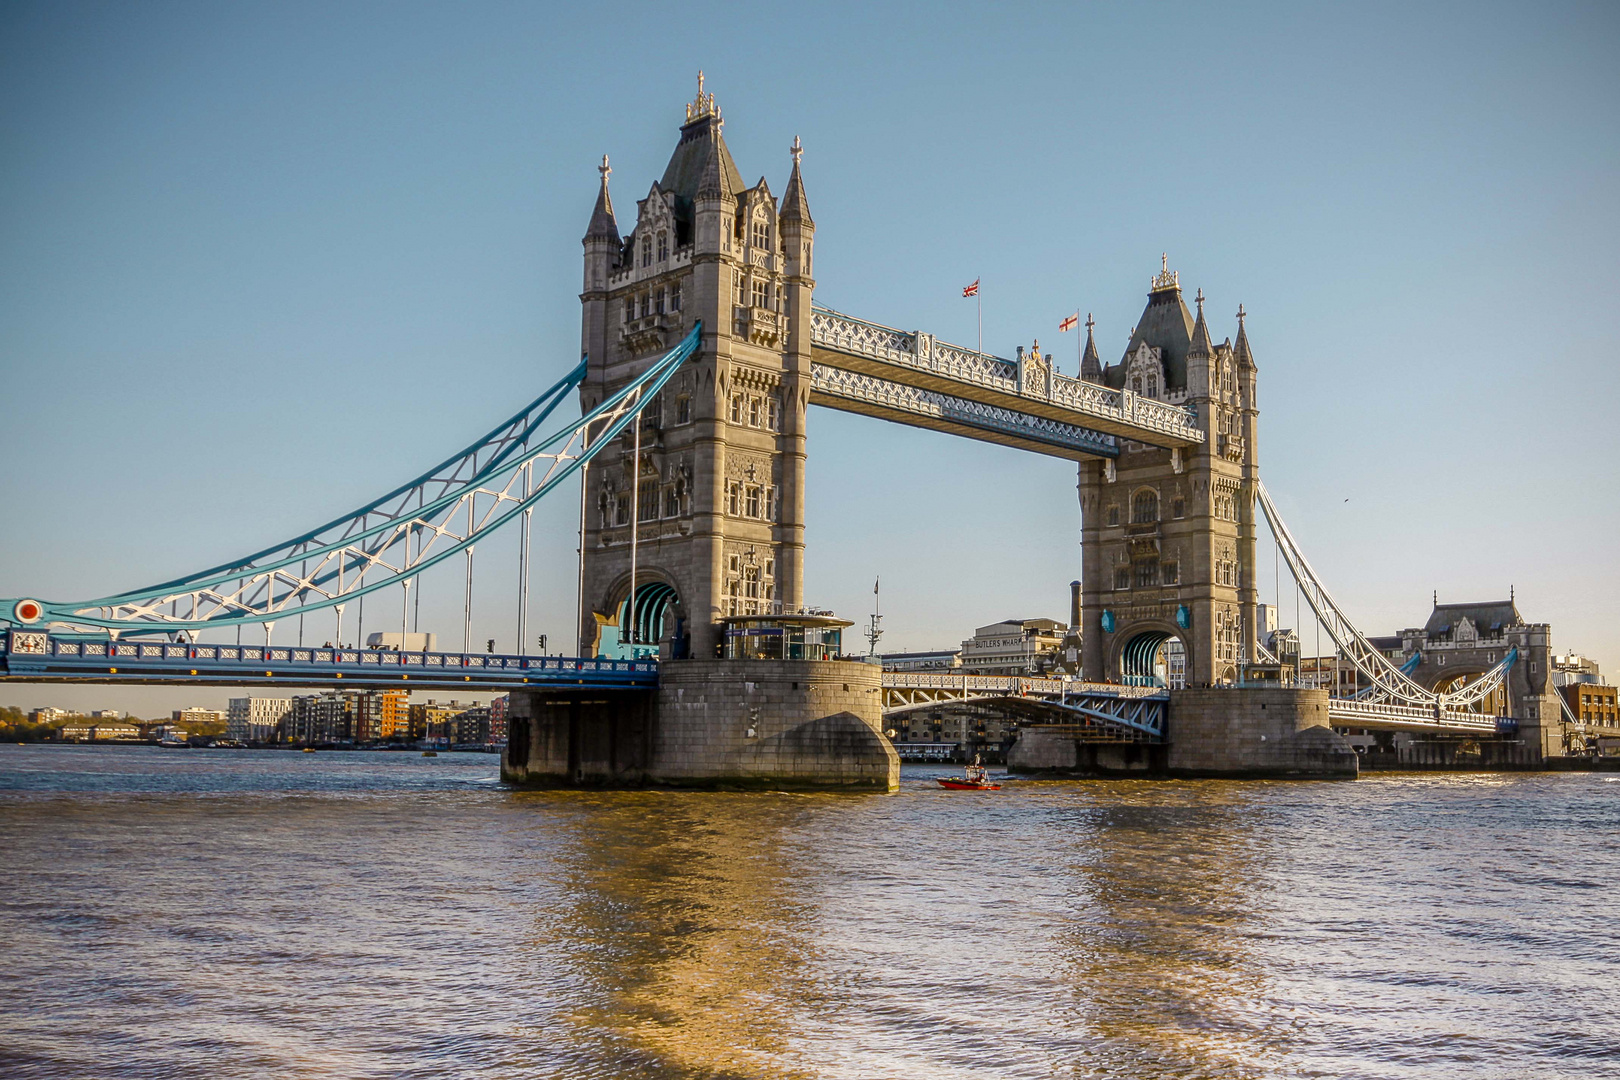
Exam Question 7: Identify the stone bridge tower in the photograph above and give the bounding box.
[1079,262,1259,686]
[577,79,813,659]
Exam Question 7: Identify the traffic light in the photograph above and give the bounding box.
[486,638,495,653]
[536,634,547,653]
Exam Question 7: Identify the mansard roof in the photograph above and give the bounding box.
[660,114,744,205]
[1422,600,1523,638]
[1102,282,1195,391]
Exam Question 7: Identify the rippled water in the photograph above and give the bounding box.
[2,745,1617,1079]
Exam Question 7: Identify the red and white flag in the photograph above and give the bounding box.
[1059,313,1079,332]
[962,279,979,298]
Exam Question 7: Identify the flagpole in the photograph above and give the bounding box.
[977,286,983,359]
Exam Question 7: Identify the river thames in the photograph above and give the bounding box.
[1,745,1615,1079]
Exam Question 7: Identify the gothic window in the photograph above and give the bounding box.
[662,486,679,518]
[1135,561,1158,588]
[767,397,780,431]
[656,231,667,262]
[638,483,658,523]
[744,486,760,518]
[1131,376,1142,395]
[752,218,768,249]
[641,236,651,268]
[1172,497,1185,518]
[1106,505,1120,527]
[675,396,691,424]
[749,397,762,427]
[728,555,741,574]
[765,558,774,577]
[744,565,760,599]
[656,289,666,315]
[730,395,743,424]
[1162,561,1179,585]
[727,483,740,516]
[1132,490,1159,524]
[670,283,681,311]
[1146,376,1157,398]
[752,279,767,308]
[614,495,628,527]
[733,271,743,305]
[1113,567,1130,590]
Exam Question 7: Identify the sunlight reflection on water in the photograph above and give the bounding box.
[1,745,1616,1079]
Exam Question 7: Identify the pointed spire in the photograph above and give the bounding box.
[780,135,813,224]
[1188,287,1213,356]
[1233,303,1255,370]
[584,154,619,242]
[1081,312,1103,382]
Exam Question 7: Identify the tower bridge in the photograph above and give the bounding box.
[1,79,1580,782]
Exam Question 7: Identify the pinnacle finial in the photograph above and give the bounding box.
[685,70,720,123]
[1236,302,1246,326]
[1151,254,1179,291]
[1085,312,1095,333]
[599,154,611,182]
[790,135,803,166]
[1195,288,1205,314]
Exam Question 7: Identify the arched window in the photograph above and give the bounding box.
[641,236,651,267]
[656,231,667,261]
[1106,505,1120,527]
[1132,489,1159,524]
[752,218,768,248]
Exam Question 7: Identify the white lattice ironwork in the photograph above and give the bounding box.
[1255,479,1517,715]
[809,364,1119,458]
[12,325,702,636]
[810,306,1204,446]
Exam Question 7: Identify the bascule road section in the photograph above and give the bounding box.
[808,307,1204,460]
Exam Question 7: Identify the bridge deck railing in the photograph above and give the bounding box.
[4,632,656,688]
[880,671,1166,699]
[810,307,1203,444]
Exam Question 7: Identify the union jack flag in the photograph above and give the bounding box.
[1059,313,1079,332]
[962,279,979,298]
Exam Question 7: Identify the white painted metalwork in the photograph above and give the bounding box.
[809,364,1119,458]
[810,306,1204,446]
[22,326,702,636]
[1255,479,1517,716]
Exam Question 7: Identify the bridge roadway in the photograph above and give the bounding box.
[808,306,1206,460]
[880,671,1508,738]
[1,630,655,692]
[3,631,1507,737]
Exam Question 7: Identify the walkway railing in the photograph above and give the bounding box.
[810,306,1204,447]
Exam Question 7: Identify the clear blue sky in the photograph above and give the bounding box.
[2,1,1616,715]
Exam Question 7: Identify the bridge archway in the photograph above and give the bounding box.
[596,577,685,660]
[1114,626,1187,689]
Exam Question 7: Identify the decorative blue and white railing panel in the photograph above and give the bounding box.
[2,630,657,690]
[810,306,1204,448]
[809,364,1119,459]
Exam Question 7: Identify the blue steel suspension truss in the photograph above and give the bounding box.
[2,324,703,637]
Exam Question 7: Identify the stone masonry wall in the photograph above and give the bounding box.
[1166,686,1357,778]
[653,659,897,789]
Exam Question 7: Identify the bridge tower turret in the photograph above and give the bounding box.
[575,79,810,660]
[1079,261,1256,688]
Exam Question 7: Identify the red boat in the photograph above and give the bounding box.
[936,762,1001,790]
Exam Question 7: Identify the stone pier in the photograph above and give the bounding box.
[502,658,899,790]
[1008,686,1358,780]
